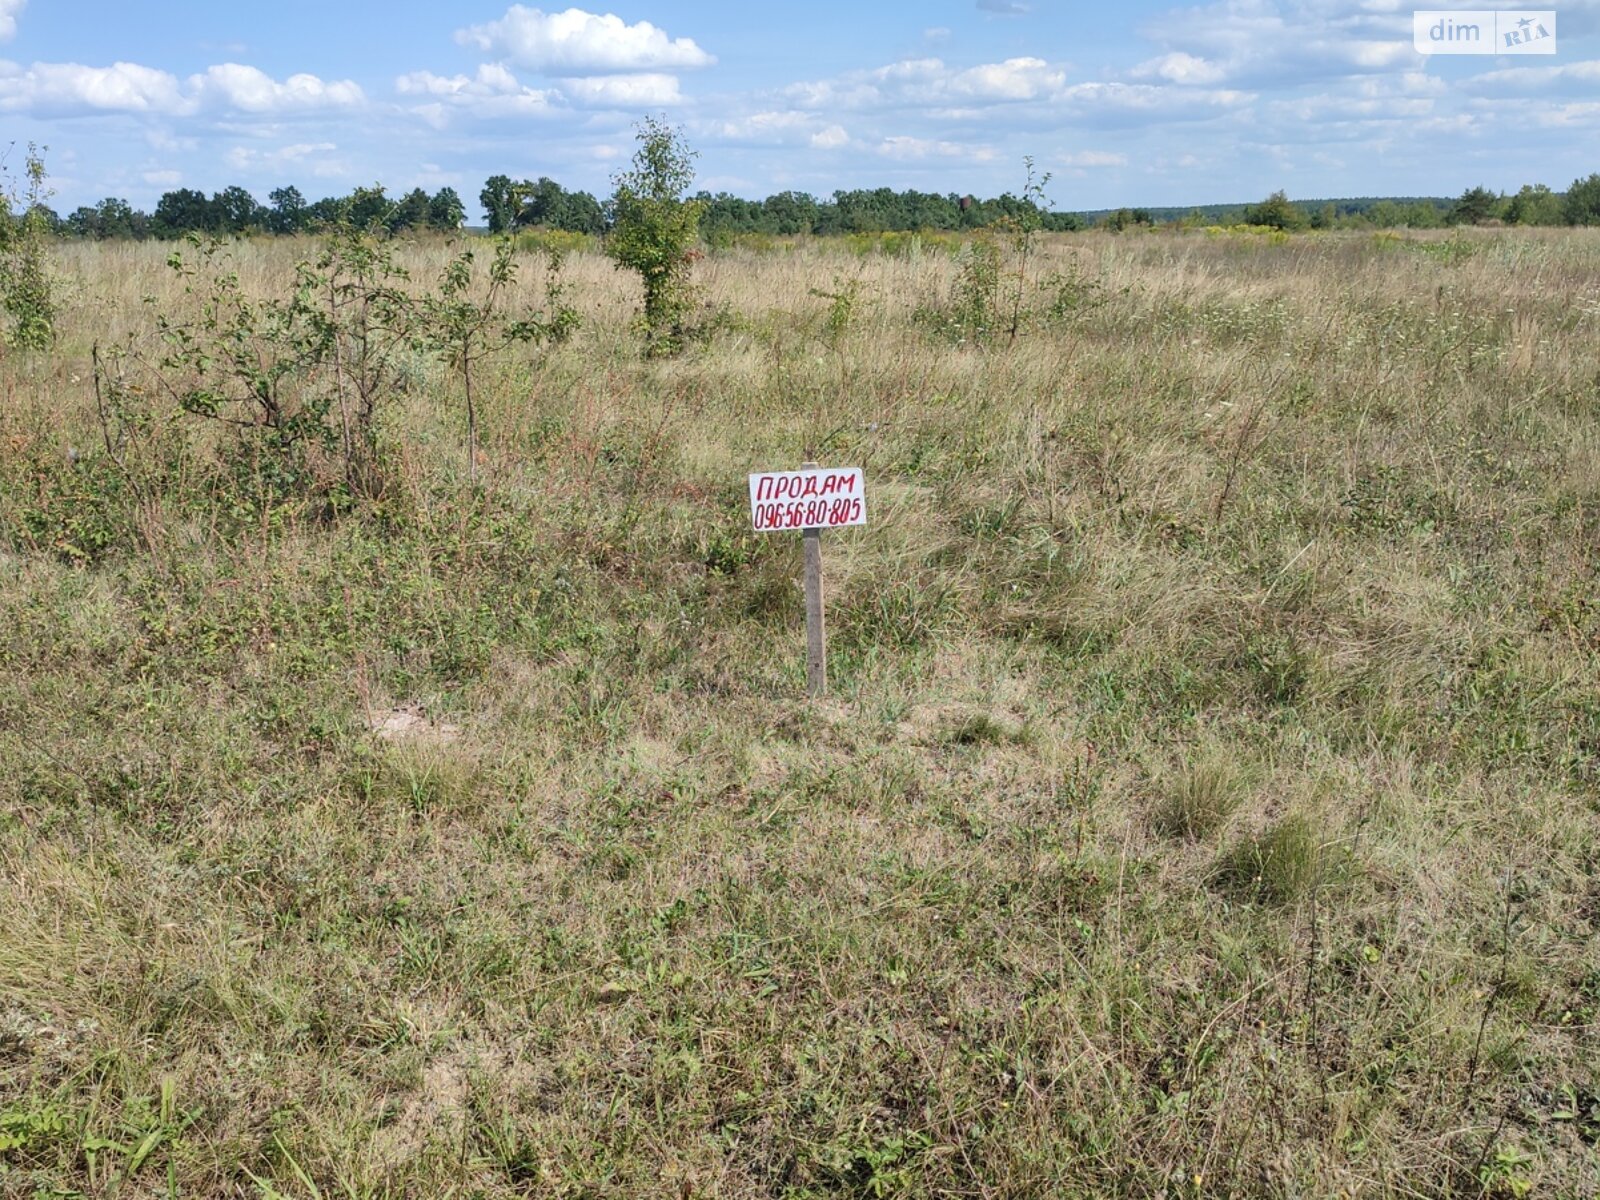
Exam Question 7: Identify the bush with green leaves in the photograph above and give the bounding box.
[606,117,705,358]
[1242,190,1309,231]
[123,226,422,503]
[101,224,581,509]
[808,275,863,346]
[0,144,58,350]
[914,236,1001,346]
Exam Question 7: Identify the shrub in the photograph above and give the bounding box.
[809,275,862,344]
[915,237,1001,346]
[1241,190,1308,231]
[0,144,58,350]
[100,224,584,512]
[128,226,422,502]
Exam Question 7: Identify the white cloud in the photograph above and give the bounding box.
[1060,150,1128,167]
[0,58,362,117]
[1532,102,1600,128]
[396,64,559,125]
[396,64,521,97]
[457,6,713,73]
[1463,59,1600,92]
[1136,0,1420,86]
[877,135,994,161]
[191,65,364,113]
[226,142,349,179]
[1132,52,1228,85]
[142,168,182,187]
[0,0,23,42]
[782,76,883,111]
[560,72,681,106]
[1271,91,1432,121]
[1052,81,1254,121]
[782,56,1067,112]
[1249,70,1450,141]
[145,130,197,154]
[707,110,814,141]
[949,57,1065,100]
[0,61,188,115]
[227,141,337,166]
[977,0,1029,13]
[811,124,849,149]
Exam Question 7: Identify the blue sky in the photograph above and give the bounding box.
[3,0,1598,218]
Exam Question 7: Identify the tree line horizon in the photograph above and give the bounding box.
[29,172,1600,241]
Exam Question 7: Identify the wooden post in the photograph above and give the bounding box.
[802,460,826,697]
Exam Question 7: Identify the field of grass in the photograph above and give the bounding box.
[2,226,1599,1197]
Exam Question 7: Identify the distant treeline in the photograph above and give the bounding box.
[1094,179,1600,231]
[464,175,1088,238]
[35,176,1080,242]
[699,188,1083,237]
[43,184,467,241]
[31,173,1600,242]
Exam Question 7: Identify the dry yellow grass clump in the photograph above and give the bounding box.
[2,226,1599,1197]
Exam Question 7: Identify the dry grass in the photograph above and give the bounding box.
[2,226,1599,1197]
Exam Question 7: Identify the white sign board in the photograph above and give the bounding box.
[749,467,867,533]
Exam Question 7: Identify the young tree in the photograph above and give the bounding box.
[422,239,580,486]
[1404,200,1446,229]
[1101,208,1153,231]
[997,156,1052,343]
[605,116,705,357]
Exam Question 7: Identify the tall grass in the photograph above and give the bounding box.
[2,226,1598,1197]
